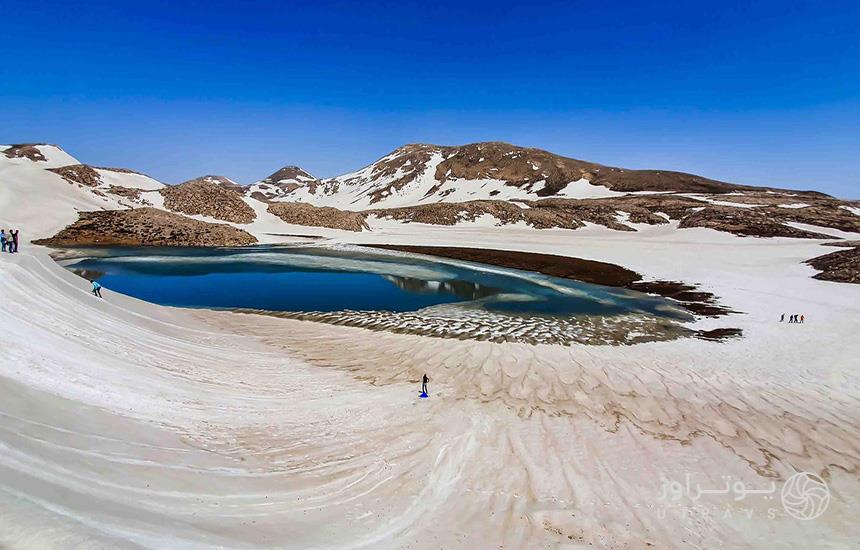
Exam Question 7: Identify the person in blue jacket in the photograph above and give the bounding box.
[92,280,103,298]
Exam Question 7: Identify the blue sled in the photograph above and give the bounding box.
[420,392,429,398]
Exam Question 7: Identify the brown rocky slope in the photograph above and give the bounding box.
[267,202,369,232]
[182,175,246,193]
[33,208,257,247]
[805,244,860,284]
[430,142,754,196]
[261,191,857,239]
[161,179,256,224]
[48,164,104,187]
[366,193,857,238]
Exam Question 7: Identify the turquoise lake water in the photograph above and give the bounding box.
[61,245,689,320]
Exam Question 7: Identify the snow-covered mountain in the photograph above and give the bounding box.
[0,144,166,238]
[253,141,785,211]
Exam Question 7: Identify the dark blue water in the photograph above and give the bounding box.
[61,245,690,320]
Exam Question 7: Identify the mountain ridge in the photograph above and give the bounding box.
[251,141,833,209]
[4,141,837,201]
[5,142,858,240]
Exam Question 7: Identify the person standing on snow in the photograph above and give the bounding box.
[92,280,103,298]
[0,230,6,253]
[10,229,19,253]
[421,373,429,396]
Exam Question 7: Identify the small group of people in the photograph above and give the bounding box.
[780,313,805,323]
[0,229,20,253]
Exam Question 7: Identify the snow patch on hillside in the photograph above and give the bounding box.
[683,194,762,208]
[555,178,625,199]
[95,169,165,191]
[33,145,81,167]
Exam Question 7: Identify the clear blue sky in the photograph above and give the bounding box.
[2,0,858,197]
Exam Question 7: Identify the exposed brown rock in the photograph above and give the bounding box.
[773,204,860,234]
[628,280,737,316]
[33,207,257,247]
[48,164,103,187]
[262,165,317,185]
[272,191,853,239]
[677,205,835,238]
[581,194,859,237]
[434,142,577,196]
[249,191,271,203]
[515,195,853,238]
[2,143,50,161]
[369,200,543,227]
[51,163,159,187]
[526,198,669,230]
[107,186,142,200]
[580,195,709,219]
[368,199,652,231]
[363,244,641,285]
[249,182,859,239]
[822,240,860,248]
[182,175,246,193]
[805,245,860,284]
[695,328,744,341]
[161,179,256,224]
[267,202,369,232]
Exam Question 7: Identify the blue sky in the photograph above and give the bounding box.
[1,0,858,196]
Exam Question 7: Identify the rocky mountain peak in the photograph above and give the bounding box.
[247,165,319,201]
[262,165,317,185]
